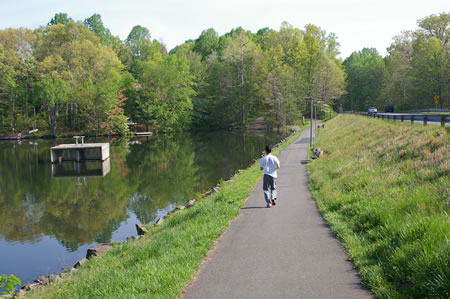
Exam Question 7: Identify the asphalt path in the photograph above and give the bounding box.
[183,128,373,299]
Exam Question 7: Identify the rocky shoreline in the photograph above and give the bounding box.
[14,196,203,298]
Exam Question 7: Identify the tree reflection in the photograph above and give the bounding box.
[125,135,200,223]
[0,131,286,250]
[0,141,132,251]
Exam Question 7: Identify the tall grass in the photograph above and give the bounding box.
[27,129,304,299]
[308,115,449,298]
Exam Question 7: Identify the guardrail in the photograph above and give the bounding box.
[356,113,449,127]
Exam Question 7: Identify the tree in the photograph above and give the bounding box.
[417,12,449,46]
[313,54,346,105]
[193,28,219,59]
[84,14,112,45]
[137,55,195,131]
[413,13,449,109]
[343,48,386,111]
[34,21,127,135]
[377,13,449,111]
[379,31,414,111]
[35,77,68,135]
[48,13,72,26]
[0,28,34,133]
[122,25,167,80]
[223,31,258,128]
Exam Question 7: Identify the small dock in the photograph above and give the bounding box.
[51,137,110,163]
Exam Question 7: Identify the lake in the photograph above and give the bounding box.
[0,131,286,285]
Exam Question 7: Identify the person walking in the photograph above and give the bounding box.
[260,145,280,208]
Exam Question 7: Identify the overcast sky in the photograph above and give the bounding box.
[0,0,448,59]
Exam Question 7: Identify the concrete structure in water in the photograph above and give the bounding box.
[51,159,111,177]
[50,142,110,163]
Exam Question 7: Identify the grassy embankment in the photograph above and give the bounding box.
[308,115,449,298]
[27,127,306,298]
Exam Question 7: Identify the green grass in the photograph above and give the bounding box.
[308,115,449,298]
[27,128,305,299]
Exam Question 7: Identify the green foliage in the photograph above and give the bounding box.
[345,12,449,112]
[0,274,21,296]
[137,55,195,132]
[308,115,449,298]
[48,13,73,26]
[193,28,219,59]
[1,14,347,135]
[342,48,386,111]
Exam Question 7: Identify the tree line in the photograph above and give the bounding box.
[341,12,449,112]
[0,12,447,136]
[0,13,345,135]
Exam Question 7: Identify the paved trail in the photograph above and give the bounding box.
[183,128,373,299]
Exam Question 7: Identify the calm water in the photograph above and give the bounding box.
[0,131,286,285]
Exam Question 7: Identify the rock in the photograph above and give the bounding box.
[74,258,88,268]
[136,224,148,235]
[34,275,49,285]
[64,267,77,274]
[48,274,62,283]
[186,199,196,208]
[16,289,27,297]
[156,217,164,225]
[21,283,39,291]
[212,187,219,193]
[126,235,137,242]
[69,267,77,274]
[86,245,112,259]
[176,205,186,210]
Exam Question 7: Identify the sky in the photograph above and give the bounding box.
[0,0,448,59]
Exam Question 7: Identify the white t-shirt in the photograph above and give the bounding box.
[260,154,280,178]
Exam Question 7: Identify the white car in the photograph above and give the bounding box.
[368,107,377,113]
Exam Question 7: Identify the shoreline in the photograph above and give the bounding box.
[17,126,306,298]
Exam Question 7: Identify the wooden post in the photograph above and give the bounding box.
[423,115,428,126]
[441,115,445,127]
[411,115,414,124]
[401,115,404,122]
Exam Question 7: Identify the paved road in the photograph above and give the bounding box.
[183,128,373,299]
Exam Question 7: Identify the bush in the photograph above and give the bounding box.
[0,274,21,297]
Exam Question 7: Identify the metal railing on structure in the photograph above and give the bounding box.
[355,112,449,127]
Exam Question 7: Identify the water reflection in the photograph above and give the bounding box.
[0,131,286,283]
[51,159,111,177]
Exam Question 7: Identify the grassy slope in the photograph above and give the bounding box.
[28,128,304,299]
[308,115,449,298]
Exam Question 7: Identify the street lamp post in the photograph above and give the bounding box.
[305,97,313,148]
[314,104,317,131]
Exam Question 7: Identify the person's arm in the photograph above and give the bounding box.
[260,157,264,171]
